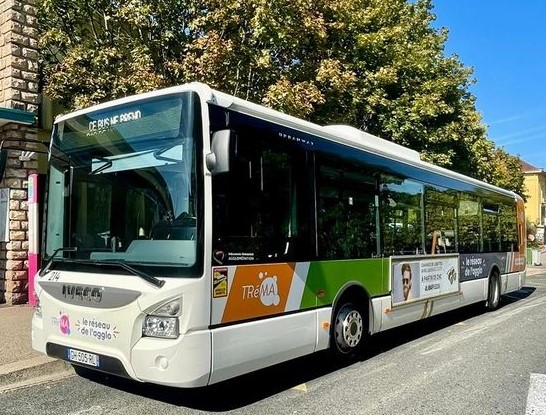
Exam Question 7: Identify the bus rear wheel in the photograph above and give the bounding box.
[332,302,365,358]
[486,271,501,311]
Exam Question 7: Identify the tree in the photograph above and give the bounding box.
[38,0,525,195]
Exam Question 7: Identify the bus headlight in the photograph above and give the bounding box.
[143,316,179,339]
[142,298,182,339]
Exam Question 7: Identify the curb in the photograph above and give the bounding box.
[0,356,74,389]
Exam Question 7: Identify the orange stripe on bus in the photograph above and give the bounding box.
[221,263,296,323]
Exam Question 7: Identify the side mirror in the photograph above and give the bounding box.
[206,129,231,174]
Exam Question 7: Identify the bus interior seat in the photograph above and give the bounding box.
[151,220,196,240]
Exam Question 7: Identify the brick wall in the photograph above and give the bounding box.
[0,0,38,112]
[0,0,38,304]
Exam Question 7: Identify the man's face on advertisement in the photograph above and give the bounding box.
[402,269,412,300]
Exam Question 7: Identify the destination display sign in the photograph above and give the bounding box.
[54,92,199,154]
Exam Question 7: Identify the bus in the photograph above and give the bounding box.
[31,82,526,388]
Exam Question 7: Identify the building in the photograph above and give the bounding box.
[0,0,39,305]
[521,160,546,243]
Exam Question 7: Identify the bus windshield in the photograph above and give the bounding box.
[44,91,203,277]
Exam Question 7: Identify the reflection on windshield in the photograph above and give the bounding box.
[45,137,199,275]
[91,144,183,175]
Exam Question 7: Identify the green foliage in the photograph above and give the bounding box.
[39,0,525,195]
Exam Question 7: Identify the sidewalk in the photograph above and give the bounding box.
[526,250,546,276]
[0,304,73,392]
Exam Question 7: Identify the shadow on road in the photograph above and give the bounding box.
[79,286,536,411]
[502,285,536,305]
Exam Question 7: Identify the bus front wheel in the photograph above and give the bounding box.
[331,302,365,358]
[486,271,501,311]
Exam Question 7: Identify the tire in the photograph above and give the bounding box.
[486,271,501,311]
[331,301,367,358]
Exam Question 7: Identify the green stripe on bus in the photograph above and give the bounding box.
[300,258,390,308]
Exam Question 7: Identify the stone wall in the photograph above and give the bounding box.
[0,125,37,304]
[0,0,38,112]
[0,0,38,304]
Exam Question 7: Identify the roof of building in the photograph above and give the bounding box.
[522,160,545,174]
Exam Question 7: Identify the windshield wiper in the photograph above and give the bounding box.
[39,247,112,277]
[39,249,165,289]
[39,247,79,277]
[100,260,165,289]
[90,155,113,175]
[153,144,183,163]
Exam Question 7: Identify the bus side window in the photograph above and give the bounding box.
[211,125,312,264]
[458,193,480,253]
[424,185,458,254]
[482,203,501,252]
[500,203,518,251]
[381,176,424,256]
[317,157,377,260]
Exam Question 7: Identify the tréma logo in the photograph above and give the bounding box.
[242,271,280,306]
[51,312,71,335]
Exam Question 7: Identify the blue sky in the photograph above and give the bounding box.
[432,1,546,168]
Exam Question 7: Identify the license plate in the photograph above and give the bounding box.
[67,348,100,367]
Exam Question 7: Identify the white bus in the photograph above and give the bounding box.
[32,82,527,388]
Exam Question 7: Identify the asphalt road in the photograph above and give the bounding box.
[3,270,546,415]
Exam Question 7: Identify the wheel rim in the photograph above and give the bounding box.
[334,305,364,353]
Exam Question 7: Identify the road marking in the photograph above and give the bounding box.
[420,326,487,355]
[67,406,105,415]
[292,383,308,392]
[526,373,546,414]
[420,296,546,356]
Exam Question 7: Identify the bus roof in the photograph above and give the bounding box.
[54,82,518,200]
[209,85,517,200]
